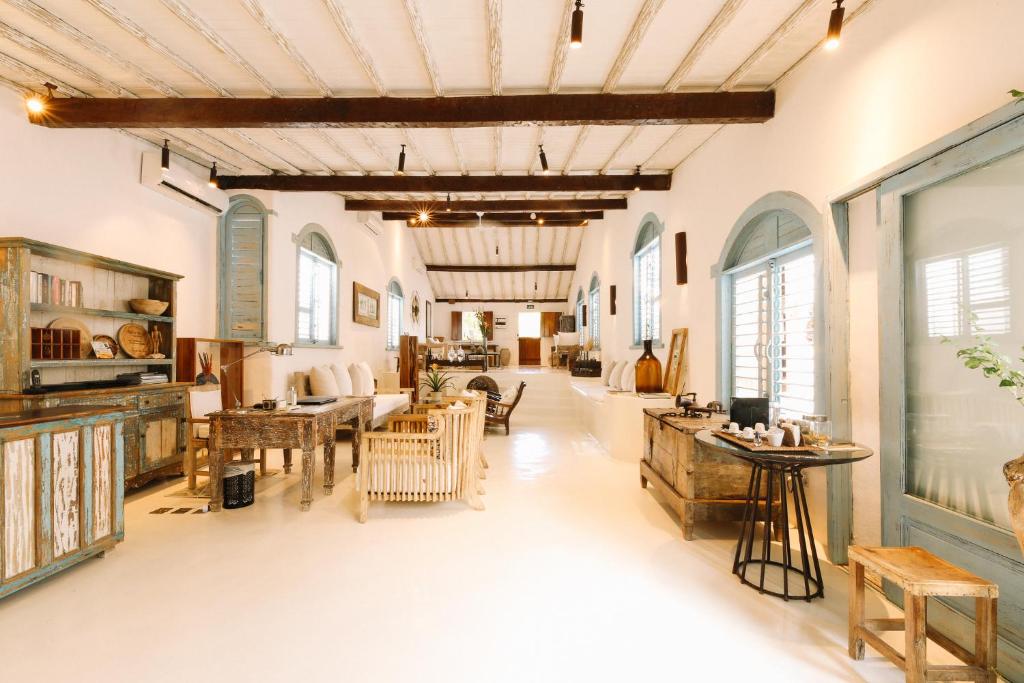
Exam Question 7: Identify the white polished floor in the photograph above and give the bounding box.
[0,370,950,682]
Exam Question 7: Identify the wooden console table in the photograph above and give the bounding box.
[207,397,372,512]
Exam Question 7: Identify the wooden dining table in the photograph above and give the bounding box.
[206,397,373,512]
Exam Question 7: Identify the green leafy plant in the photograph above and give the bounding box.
[1012,89,1024,101]
[420,365,455,393]
[474,308,490,340]
[945,330,1024,406]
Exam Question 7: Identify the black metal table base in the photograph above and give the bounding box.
[732,462,824,601]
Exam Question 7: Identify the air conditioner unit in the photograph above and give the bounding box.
[356,211,384,238]
[140,152,229,215]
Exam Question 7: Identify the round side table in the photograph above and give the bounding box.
[695,430,872,601]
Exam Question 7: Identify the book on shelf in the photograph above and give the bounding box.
[116,372,169,385]
[30,271,83,307]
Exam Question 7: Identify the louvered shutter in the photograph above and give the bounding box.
[220,200,266,341]
[773,252,815,417]
[633,240,661,343]
[731,265,768,399]
[589,287,600,348]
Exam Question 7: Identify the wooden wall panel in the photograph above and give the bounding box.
[3,438,35,579]
[92,425,112,541]
[51,431,80,558]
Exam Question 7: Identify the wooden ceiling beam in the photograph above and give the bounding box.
[28,92,775,129]
[436,298,567,304]
[385,211,603,222]
[409,220,590,228]
[345,198,626,212]
[220,174,669,192]
[425,264,575,273]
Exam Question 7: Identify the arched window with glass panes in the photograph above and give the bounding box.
[295,225,339,346]
[588,273,600,349]
[575,288,585,345]
[632,216,663,344]
[386,278,404,350]
[723,209,815,418]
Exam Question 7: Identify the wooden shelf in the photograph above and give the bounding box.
[30,358,173,368]
[30,303,173,323]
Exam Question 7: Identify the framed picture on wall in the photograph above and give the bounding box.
[352,282,380,327]
[425,300,433,337]
[663,328,689,396]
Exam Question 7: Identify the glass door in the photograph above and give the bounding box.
[879,118,1024,679]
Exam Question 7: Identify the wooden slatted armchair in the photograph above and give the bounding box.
[485,381,525,435]
[357,404,483,522]
[413,391,489,481]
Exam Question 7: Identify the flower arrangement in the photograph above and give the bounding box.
[420,364,455,394]
[474,308,490,340]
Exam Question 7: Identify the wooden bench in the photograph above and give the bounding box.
[848,546,999,683]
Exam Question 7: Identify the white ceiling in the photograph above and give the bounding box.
[0,0,873,299]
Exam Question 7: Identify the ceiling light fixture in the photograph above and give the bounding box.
[825,0,844,51]
[208,162,218,188]
[538,217,545,226]
[570,0,584,49]
[446,193,452,211]
[633,165,642,192]
[25,82,57,115]
[418,211,430,223]
[530,212,537,220]
[396,144,407,175]
[160,139,170,170]
[538,145,550,175]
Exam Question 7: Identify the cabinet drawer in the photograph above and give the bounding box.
[56,394,137,409]
[140,407,183,473]
[139,391,185,410]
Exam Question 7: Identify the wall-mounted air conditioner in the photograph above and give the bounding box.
[140,152,229,215]
[356,211,384,238]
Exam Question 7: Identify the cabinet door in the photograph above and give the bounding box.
[140,408,182,473]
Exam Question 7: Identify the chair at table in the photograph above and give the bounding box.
[485,381,526,435]
[358,404,483,522]
[185,385,265,491]
[413,391,489,479]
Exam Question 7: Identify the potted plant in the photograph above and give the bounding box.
[947,330,1024,554]
[420,365,454,403]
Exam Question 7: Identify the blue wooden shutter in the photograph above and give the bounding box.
[219,199,266,341]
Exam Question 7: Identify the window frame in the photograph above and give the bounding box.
[632,215,664,347]
[588,273,601,349]
[386,278,404,351]
[575,288,585,345]
[293,224,342,348]
[218,195,268,342]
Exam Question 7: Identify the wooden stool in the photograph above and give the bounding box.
[848,546,998,683]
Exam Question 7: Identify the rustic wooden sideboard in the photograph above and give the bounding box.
[642,409,770,540]
[0,406,126,599]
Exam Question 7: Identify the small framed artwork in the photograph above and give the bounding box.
[425,300,433,337]
[663,328,689,396]
[91,340,114,359]
[353,282,381,327]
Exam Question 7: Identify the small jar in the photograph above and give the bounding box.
[287,386,298,406]
[803,414,832,448]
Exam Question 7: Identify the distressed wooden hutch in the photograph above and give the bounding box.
[0,238,188,488]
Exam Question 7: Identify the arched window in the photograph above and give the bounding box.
[386,278,404,350]
[219,195,267,341]
[588,273,601,349]
[575,288,585,345]
[721,205,815,418]
[295,224,339,345]
[632,215,663,344]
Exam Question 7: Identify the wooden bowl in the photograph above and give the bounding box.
[129,299,169,316]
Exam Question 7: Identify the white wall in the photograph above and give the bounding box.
[569,0,1024,546]
[432,300,567,366]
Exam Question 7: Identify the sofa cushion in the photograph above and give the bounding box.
[331,363,353,396]
[310,365,340,396]
[608,360,626,390]
[601,361,615,385]
[372,392,410,420]
[358,362,376,395]
[620,362,636,392]
[349,363,371,396]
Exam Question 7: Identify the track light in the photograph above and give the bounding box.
[537,217,545,226]
[396,144,406,175]
[25,82,57,115]
[825,0,844,51]
[446,193,452,211]
[570,0,584,49]
[160,139,170,170]
[208,162,218,188]
[418,211,430,223]
[538,145,550,175]
[633,165,642,192]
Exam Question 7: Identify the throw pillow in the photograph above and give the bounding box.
[348,363,369,396]
[620,362,636,393]
[310,365,340,396]
[608,360,626,390]
[358,362,376,395]
[330,363,353,396]
[601,360,615,385]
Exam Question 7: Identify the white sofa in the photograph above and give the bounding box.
[570,376,675,461]
[293,368,411,428]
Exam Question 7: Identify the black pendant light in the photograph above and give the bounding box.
[570,0,584,49]
[825,0,845,51]
[160,139,170,170]
[633,165,642,192]
[396,144,407,175]
[538,145,550,175]
[446,193,452,211]
[208,162,218,188]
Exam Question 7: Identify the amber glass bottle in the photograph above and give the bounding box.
[634,339,663,393]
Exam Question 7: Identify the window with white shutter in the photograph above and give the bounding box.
[219,197,267,341]
[575,289,585,344]
[633,238,661,344]
[295,227,339,346]
[923,245,1009,338]
[589,274,601,349]
[386,279,404,350]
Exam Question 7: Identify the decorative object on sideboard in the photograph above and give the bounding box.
[92,334,119,358]
[410,292,420,324]
[90,339,114,359]
[48,317,92,357]
[674,392,724,419]
[196,352,220,385]
[147,327,165,359]
[663,327,688,396]
[609,284,616,315]
[129,298,169,316]
[675,232,688,285]
[117,322,152,358]
[634,339,663,393]
[352,281,381,327]
[220,342,293,408]
[31,326,80,360]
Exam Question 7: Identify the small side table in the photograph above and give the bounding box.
[695,431,872,601]
[848,546,998,683]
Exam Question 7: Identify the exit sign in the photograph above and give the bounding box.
[526,304,535,310]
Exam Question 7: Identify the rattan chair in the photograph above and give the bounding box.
[485,381,526,435]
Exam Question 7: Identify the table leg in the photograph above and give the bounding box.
[849,560,866,660]
[351,415,364,473]
[975,597,997,681]
[323,430,336,495]
[283,448,293,474]
[904,591,927,683]
[794,469,824,599]
[733,464,759,574]
[209,444,223,512]
[739,464,764,584]
[779,468,792,601]
[792,466,814,599]
[758,466,775,593]
[300,445,315,511]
